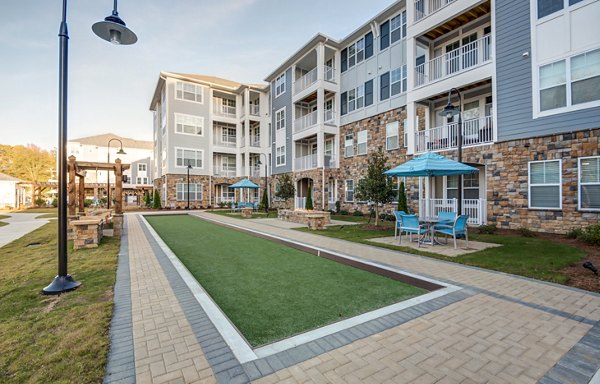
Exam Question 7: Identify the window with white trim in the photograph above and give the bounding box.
[344,133,354,158]
[275,73,286,97]
[537,0,585,19]
[176,183,202,201]
[345,180,354,202]
[348,85,364,113]
[138,163,147,172]
[276,146,285,166]
[276,108,286,130]
[176,81,203,103]
[176,148,203,168]
[403,119,408,148]
[357,130,367,155]
[390,65,407,96]
[529,160,561,209]
[386,122,399,150]
[579,156,600,210]
[136,177,149,184]
[175,113,204,135]
[348,38,365,69]
[389,10,407,44]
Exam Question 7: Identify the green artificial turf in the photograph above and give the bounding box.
[145,215,426,347]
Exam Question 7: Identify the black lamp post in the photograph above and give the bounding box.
[43,0,137,295]
[257,154,269,213]
[107,138,126,210]
[187,162,192,210]
[439,88,463,215]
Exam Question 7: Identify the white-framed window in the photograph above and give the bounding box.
[276,108,286,130]
[176,183,202,201]
[537,0,585,19]
[276,146,286,166]
[138,163,147,172]
[403,119,408,148]
[348,85,364,113]
[275,73,286,97]
[579,156,600,210]
[176,148,203,169]
[529,160,562,209]
[136,177,149,184]
[175,113,204,136]
[348,37,365,69]
[344,133,354,158]
[390,65,407,96]
[538,47,600,113]
[389,10,407,44]
[345,180,354,202]
[176,81,203,103]
[386,121,399,150]
[357,130,367,155]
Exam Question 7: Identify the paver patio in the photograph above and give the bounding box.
[104,211,600,384]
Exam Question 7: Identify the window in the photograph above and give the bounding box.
[537,0,564,18]
[447,176,458,199]
[136,177,149,184]
[357,130,367,155]
[390,11,407,44]
[380,20,390,50]
[275,108,286,130]
[175,113,204,135]
[276,146,286,166]
[275,73,286,97]
[138,163,147,172]
[391,65,407,96]
[345,180,354,202]
[386,122,399,150]
[176,148,203,168]
[344,133,354,157]
[341,32,375,72]
[403,119,408,148]
[579,157,600,210]
[540,61,566,111]
[571,48,600,105]
[529,160,561,209]
[176,183,202,201]
[380,72,390,101]
[176,81,203,103]
[463,173,480,199]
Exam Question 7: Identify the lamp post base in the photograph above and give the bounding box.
[42,274,81,295]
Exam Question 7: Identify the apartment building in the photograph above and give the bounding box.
[149,72,270,208]
[263,0,600,232]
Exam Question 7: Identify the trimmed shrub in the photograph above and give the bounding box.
[578,223,600,246]
[305,185,314,210]
[339,209,349,216]
[518,226,536,237]
[353,210,364,217]
[566,227,583,239]
[477,224,497,235]
[152,189,161,209]
[335,200,341,214]
[52,197,59,208]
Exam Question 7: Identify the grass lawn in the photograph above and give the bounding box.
[0,215,10,220]
[298,223,585,284]
[209,209,276,220]
[146,215,426,347]
[0,222,119,383]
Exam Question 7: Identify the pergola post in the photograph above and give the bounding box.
[78,174,85,214]
[68,155,77,216]
[114,158,123,215]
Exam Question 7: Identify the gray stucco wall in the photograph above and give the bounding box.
[495,0,600,142]
[271,68,293,175]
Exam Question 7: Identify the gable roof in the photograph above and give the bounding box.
[0,172,21,182]
[70,133,153,150]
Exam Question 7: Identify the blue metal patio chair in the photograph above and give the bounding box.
[435,211,457,228]
[433,215,469,249]
[393,211,406,239]
[399,214,428,247]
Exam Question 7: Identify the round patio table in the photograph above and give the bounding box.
[418,217,442,246]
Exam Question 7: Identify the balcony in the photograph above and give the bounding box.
[295,153,318,171]
[415,115,494,153]
[250,104,260,116]
[250,135,261,148]
[324,109,335,124]
[213,166,236,177]
[213,100,237,118]
[293,66,336,95]
[414,0,456,21]
[294,110,318,133]
[242,166,261,177]
[415,35,492,87]
[213,135,237,148]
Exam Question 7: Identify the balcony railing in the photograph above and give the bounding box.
[414,0,456,21]
[294,153,318,171]
[213,101,237,118]
[294,67,318,95]
[418,198,487,225]
[415,35,492,87]
[250,136,261,147]
[325,109,335,123]
[213,135,237,147]
[213,166,237,177]
[294,110,318,133]
[415,115,494,153]
[250,104,260,116]
[324,66,335,82]
[242,166,261,177]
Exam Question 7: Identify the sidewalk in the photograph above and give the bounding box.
[105,212,600,384]
[0,213,50,248]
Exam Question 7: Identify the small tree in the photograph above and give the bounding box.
[398,181,409,213]
[275,174,295,209]
[354,148,395,226]
[153,189,162,209]
[258,188,269,213]
[144,191,152,208]
[305,185,314,210]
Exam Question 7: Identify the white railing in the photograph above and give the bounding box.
[294,153,318,171]
[324,66,335,82]
[213,135,237,147]
[213,167,236,177]
[294,67,318,94]
[415,35,492,87]
[215,196,235,204]
[415,115,494,153]
[250,104,260,116]
[414,0,456,21]
[243,166,261,177]
[294,110,318,133]
[213,101,237,118]
[325,109,335,123]
[295,197,307,210]
[418,198,487,225]
[324,154,337,168]
[250,136,261,147]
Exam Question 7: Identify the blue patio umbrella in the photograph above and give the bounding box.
[384,152,479,177]
[229,178,259,203]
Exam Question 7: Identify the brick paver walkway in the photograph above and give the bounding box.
[105,212,600,384]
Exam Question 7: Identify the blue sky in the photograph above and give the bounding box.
[0,0,395,149]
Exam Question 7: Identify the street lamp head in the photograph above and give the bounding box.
[256,160,263,165]
[116,148,126,155]
[439,102,461,119]
[92,1,137,45]
[187,163,193,170]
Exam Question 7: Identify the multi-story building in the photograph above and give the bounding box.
[150,72,270,208]
[152,0,600,232]
[67,133,153,203]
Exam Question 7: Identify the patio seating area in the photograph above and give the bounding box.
[395,210,470,250]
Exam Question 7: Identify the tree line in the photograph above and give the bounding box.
[0,144,56,182]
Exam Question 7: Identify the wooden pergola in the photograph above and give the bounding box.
[68,155,130,215]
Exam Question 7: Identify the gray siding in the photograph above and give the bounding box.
[496,0,600,141]
[271,68,293,175]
